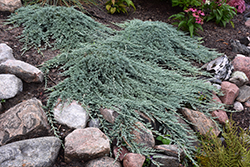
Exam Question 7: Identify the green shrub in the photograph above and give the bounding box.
[105,0,136,14]
[196,117,250,167]
[202,0,237,28]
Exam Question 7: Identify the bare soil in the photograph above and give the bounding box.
[1,0,250,166]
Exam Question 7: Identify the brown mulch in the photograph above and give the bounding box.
[1,0,250,166]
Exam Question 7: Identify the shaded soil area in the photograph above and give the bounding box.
[1,0,250,166]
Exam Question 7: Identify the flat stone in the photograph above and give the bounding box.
[123,153,145,167]
[64,128,110,162]
[150,153,179,167]
[0,74,22,99]
[0,0,22,12]
[154,145,185,160]
[131,122,155,148]
[244,99,250,108]
[236,85,250,102]
[219,81,239,105]
[0,43,15,63]
[180,108,220,136]
[0,59,44,83]
[99,108,118,124]
[54,100,89,129]
[85,156,122,167]
[0,98,50,146]
[0,136,61,167]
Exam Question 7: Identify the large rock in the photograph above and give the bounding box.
[0,98,50,146]
[85,156,122,167]
[0,74,22,99]
[0,43,15,63]
[219,81,239,105]
[0,0,22,12]
[131,122,155,148]
[180,108,220,136]
[232,55,250,82]
[236,85,250,102]
[150,153,179,167]
[123,153,145,167]
[54,100,89,129]
[229,71,249,87]
[202,55,233,81]
[0,136,61,167]
[64,128,110,162]
[0,59,44,83]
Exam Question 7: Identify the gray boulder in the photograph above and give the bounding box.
[0,43,15,63]
[54,100,89,129]
[0,136,61,167]
[0,74,22,99]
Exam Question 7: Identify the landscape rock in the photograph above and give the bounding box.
[230,39,250,55]
[0,59,44,83]
[211,93,228,124]
[113,146,129,161]
[135,110,158,130]
[232,55,250,81]
[150,153,179,167]
[236,85,250,102]
[202,55,233,81]
[154,145,185,160]
[0,0,22,12]
[54,100,89,129]
[131,122,155,148]
[123,153,145,167]
[88,118,100,128]
[0,74,22,99]
[0,136,61,167]
[0,43,15,63]
[0,98,50,146]
[233,101,244,111]
[244,99,250,108]
[219,81,239,105]
[180,108,220,136]
[85,156,122,167]
[229,71,249,87]
[99,108,118,124]
[64,127,110,162]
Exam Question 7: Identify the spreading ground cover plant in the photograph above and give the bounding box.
[6,5,115,54]
[196,117,250,167]
[7,5,226,166]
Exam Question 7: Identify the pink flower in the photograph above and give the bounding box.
[190,8,197,12]
[192,13,199,18]
[184,9,190,12]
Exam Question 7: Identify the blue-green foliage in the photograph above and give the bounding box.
[7,5,224,166]
[6,5,114,53]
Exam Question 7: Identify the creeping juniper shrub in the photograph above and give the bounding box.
[7,5,225,166]
[6,5,115,54]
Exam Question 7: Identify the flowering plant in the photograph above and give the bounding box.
[169,7,205,37]
[227,0,245,13]
[202,0,237,27]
